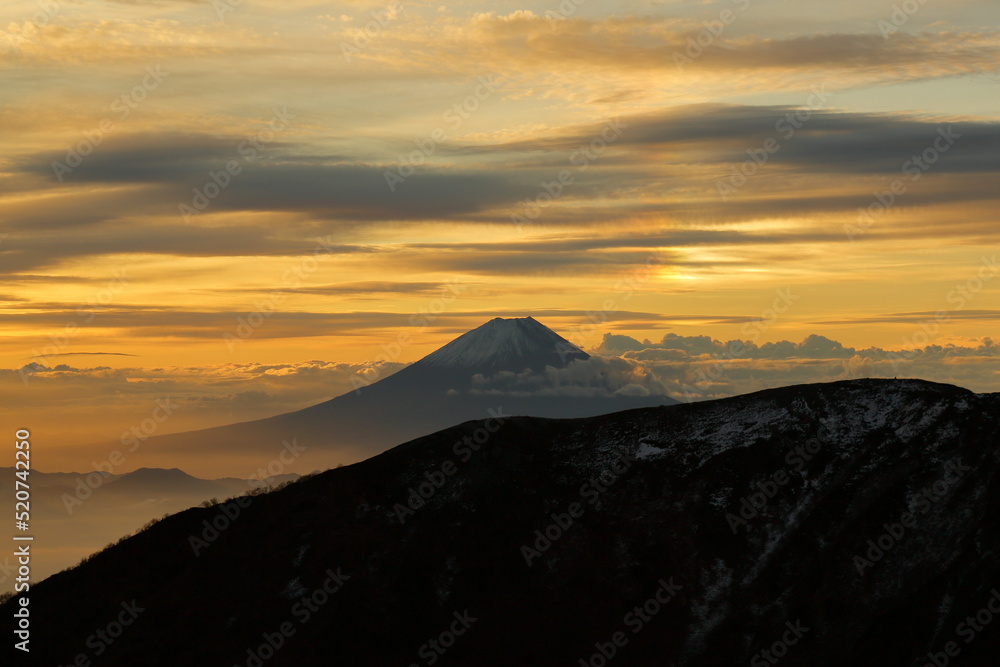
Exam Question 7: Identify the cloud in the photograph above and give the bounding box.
[6,329,1000,470]
[487,104,1000,178]
[598,331,892,360]
[469,355,669,398]
[0,221,379,274]
[0,18,268,66]
[816,310,1000,325]
[1,308,674,341]
[27,351,139,358]
[0,359,409,446]
[592,332,1000,400]
[207,281,470,298]
[353,14,1000,97]
[14,133,538,220]
[3,106,999,278]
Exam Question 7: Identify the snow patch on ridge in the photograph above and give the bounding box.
[635,442,668,460]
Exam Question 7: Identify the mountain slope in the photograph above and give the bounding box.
[0,467,302,595]
[410,315,589,374]
[127,317,676,475]
[11,379,1000,666]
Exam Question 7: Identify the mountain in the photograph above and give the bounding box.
[127,317,677,475]
[12,379,1000,666]
[0,467,301,503]
[0,467,301,595]
[98,468,231,499]
[98,467,300,500]
[411,315,589,374]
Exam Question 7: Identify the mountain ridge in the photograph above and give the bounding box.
[12,378,999,666]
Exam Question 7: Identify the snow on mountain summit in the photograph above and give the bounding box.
[413,316,589,374]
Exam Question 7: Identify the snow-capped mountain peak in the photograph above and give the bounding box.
[412,316,588,374]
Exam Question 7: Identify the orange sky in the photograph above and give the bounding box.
[2,0,1000,470]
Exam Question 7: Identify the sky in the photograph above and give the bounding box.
[2,0,1000,468]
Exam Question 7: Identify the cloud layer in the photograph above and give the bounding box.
[597,332,1000,401]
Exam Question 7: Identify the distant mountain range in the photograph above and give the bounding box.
[13,378,1000,666]
[127,316,678,474]
[4,466,300,508]
[0,466,301,594]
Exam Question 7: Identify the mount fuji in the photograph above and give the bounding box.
[133,317,677,474]
[412,316,589,374]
